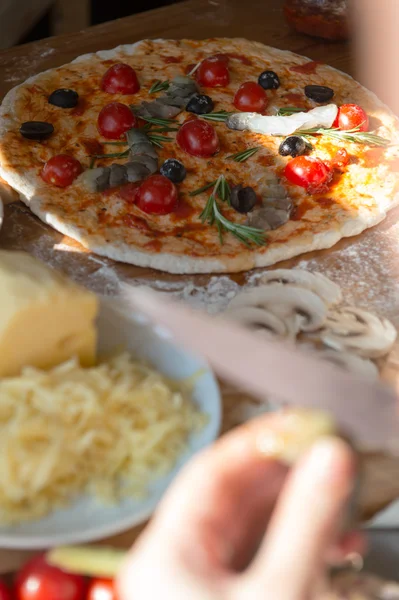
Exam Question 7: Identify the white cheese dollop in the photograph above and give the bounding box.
[226,104,338,137]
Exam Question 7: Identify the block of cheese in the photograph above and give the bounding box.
[0,251,98,377]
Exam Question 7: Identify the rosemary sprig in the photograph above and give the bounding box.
[201,111,233,123]
[297,125,390,147]
[92,149,130,159]
[189,180,217,197]
[138,115,178,128]
[199,176,267,247]
[89,156,96,169]
[227,147,259,163]
[277,106,304,116]
[147,133,173,148]
[149,80,170,94]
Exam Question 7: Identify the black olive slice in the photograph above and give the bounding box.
[48,89,79,108]
[304,85,334,103]
[279,135,307,158]
[20,121,54,140]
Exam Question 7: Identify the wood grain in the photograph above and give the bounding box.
[0,0,398,570]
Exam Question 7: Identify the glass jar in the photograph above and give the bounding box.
[284,0,349,41]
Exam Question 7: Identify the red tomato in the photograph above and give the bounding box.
[0,581,11,600]
[331,148,350,168]
[284,156,331,189]
[101,63,140,95]
[87,578,118,600]
[41,154,82,187]
[211,53,230,64]
[15,555,85,600]
[119,182,140,203]
[332,104,369,132]
[233,82,268,113]
[97,102,137,139]
[196,57,230,87]
[136,174,178,215]
[176,119,219,157]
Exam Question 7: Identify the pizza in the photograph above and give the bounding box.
[0,38,399,274]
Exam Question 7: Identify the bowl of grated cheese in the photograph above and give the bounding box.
[0,296,221,549]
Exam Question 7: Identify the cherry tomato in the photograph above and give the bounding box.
[0,581,11,600]
[119,182,140,203]
[87,578,118,600]
[284,156,331,189]
[15,555,85,600]
[176,119,219,157]
[211,53,230,64]
[101,63,140,95]
[332,104,369,132]
[196,57,230,87]
[136,174,178,215]
[97,102,137,139]
[331,148,350,169]
[233,82,268,113]
[41,154,82,187]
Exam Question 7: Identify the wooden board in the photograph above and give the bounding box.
[1,0,399,570]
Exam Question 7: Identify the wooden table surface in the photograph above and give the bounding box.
[1,0,399,574]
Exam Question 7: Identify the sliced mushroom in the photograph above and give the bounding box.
[125,162,150,183]
[261,183,288,200]
[109,163,127,188]
[78,167,111,193]
[320,307,397,358]
[318,349,379,380]
[129,154,158,174]
[224,306,290,338]
[126,129,151,148]
[258,269,343,306]
[133,101,181,120]
[228,283,327,334]
[156,95,186,108]
[129,142,158,159]
[246,207,290,230]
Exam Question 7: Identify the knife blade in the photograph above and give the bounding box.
[121,286,399,455]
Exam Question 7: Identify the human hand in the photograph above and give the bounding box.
[118,413,364,600]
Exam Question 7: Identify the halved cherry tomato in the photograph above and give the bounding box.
[101,63,140,95]
[87,578,118,600]
[331,148,350,168]
[0,581,11,600]
[97,102,137,139]
[176,119,219,157]
[284,156,331,189]
[136,174,178,215]
[15,555,86,600]
[196,57,230,87]
[233,82,268,113]
[41,154,82,187]
[332,104,369,132]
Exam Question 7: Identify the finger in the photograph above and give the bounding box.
[151,418,288,576]
[244,437,355,600]
[326,530,367,565]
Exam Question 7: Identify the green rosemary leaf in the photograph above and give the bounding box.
[297,125,390,147]
[189,180,217,196]
[92,149,130,159]
[139,115,178,127]
[89,156,96,169]
[201,111,234,122]
[149,80,170,94]
[277,106,304,116]
[227,147,259,163]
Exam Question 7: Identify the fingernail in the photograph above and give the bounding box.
[304,437,353,481]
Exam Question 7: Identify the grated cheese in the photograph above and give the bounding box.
[0,352,205,524]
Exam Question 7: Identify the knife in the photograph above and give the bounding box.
[121,286,399,455]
